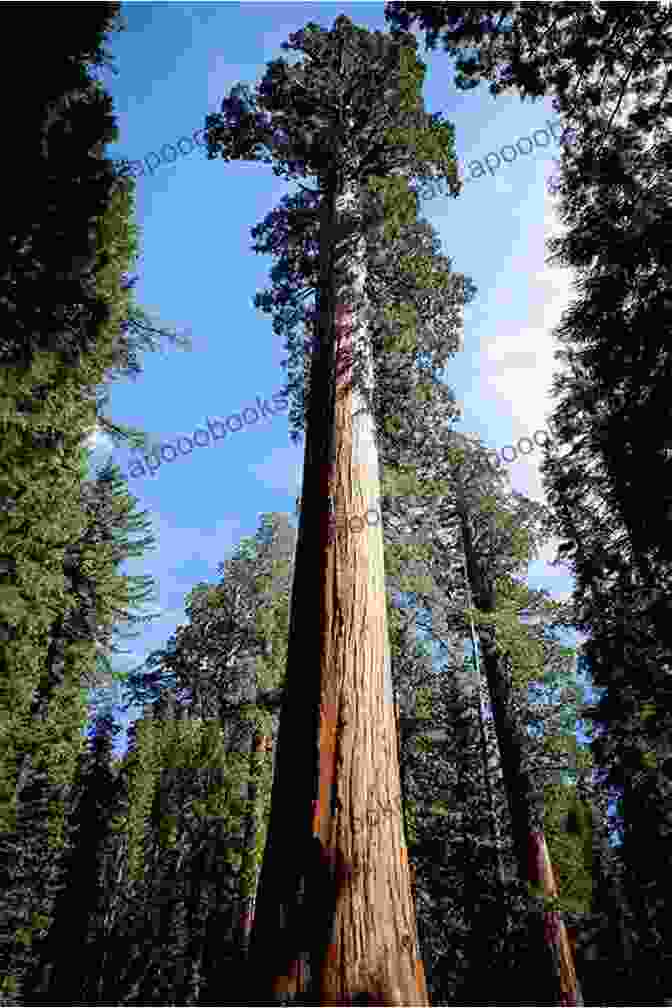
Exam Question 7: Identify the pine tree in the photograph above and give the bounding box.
[21,711,123,1004]
[0,11,153,998]
[0,456,160,1002]
[100,515,294,1004]
[0,0,177,835]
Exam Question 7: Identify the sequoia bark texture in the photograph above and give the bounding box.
[248,183,428,1005]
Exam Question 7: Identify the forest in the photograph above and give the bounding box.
[0,3,670,1005]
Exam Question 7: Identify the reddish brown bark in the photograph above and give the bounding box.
[529,830,582,1005]
[247,188,427,1004]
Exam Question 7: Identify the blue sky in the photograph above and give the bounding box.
[85,2,580,755]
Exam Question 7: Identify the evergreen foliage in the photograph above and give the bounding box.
[0,7,187,1001]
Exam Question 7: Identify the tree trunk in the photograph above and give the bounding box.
[237,729,269,958]
[469,621,508,896]
[472,657,513,995]
[248,181,428,1004]
[460,511,583,1006]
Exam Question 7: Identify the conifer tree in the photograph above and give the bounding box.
[108,515,294,1004]
[21,711,123,1004]
[203,16,462,1002]
[274,182,479,998]
[0,0,179,834]
[0,12,166,999]
[0,455,159,1001]
[452,458,583,1005]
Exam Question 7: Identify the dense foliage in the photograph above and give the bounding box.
[0,5,186,1001]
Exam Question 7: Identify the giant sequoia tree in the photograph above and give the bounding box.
[203,16,463,1004]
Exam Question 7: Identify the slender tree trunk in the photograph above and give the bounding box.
[468,622,508,896]
[237,729,269,958]
[460,539,511,986]
[248,181,428,1004]
[460,511,583,1006]
[474,663,513,988]
[456,701,492,1002]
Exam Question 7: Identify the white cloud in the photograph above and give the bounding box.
[249,440,303,497]
[465,171,576,507]
[481,184,574,430]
